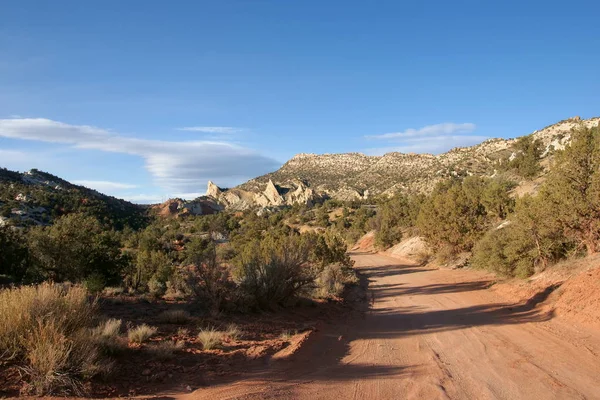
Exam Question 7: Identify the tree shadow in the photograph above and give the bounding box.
[360,264,437,278]
[263,259,555,386]
[118,258,557,397]
[370,280,494,299]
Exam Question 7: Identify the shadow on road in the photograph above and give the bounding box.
[189,256,557,397]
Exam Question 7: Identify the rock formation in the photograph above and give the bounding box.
[153,197,223,218]
[207,116,600,210]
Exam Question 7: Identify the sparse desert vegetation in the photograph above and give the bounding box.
[2,120,600,397]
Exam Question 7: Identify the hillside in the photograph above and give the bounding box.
[0,168,148,229]
[209,116,600,209]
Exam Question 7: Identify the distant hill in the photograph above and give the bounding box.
[208,116,600,209]
[0,168,148,229]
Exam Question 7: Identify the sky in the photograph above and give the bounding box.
[1,1,599,203]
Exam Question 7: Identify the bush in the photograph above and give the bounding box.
[164,269,194,301]
[315,264,358,298]
[471,226,535,278]
[506,136,542,178]
[148,276,167,297]
[417,177,513,254]
[84,272,106,294]
[471,194,573,278]
[127,324,158,344]
[234,232,319,309]
[27,214,126,284]
[0,283,111,395]
[185,238,233,312]
[132,249,173,294]
[0,226,28,281]
[196,327,224,350]
[371,194,422,249]
[22,320,106,395]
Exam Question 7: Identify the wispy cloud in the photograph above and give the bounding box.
[0,118,280,192]
[177,126,242,134]
[120,192,205,204]
[366,123,476,140]
[119,193,165,204]
[363,122,485,155]
[365,135,489,156]
[71,180,139,191]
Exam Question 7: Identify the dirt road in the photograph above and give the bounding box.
[186,253,600,400]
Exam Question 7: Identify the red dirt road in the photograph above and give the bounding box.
[183,253,600,400]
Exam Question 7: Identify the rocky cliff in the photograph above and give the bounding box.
[207,117,600,210]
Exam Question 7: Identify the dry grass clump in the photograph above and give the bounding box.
[224,323,242,340]
[197,327,224,350]
[149,340,184,360]
[102,286,124,296]
[176,327,190,337]
[157,309,191,324]
[127,324,158,344]
[91,319,125,355]
[0,283,112,395]
[279,329,297,341]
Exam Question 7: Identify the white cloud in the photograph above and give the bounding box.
[120,192,204,204]
[120,194,165,204]
[71,180,139,191]
[362,122,485,155]
[0,118,280,192]
[366,122,476,140]
[177,126,242,134]
[365,135,489,156]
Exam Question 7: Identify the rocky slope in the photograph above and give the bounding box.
[207,116,600,209]
[0,168,147,229]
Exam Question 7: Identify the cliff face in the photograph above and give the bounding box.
[207,117,600,210]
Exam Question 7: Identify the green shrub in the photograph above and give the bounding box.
[471,226,536,278]
[0,226,28,281]
[84,272,106,294]
[507,136,542,178]
[27,214,126,284]
[148,276,166,297]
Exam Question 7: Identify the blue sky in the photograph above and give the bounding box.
[1,1,599,203]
